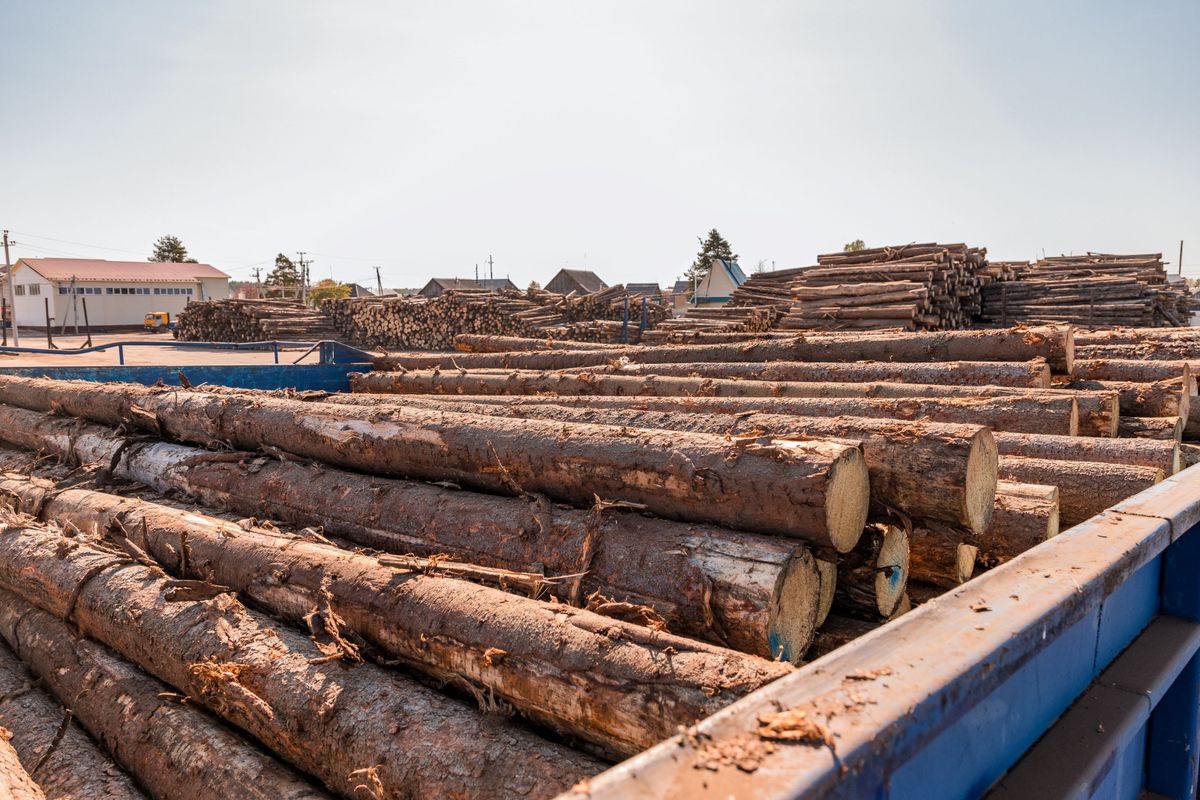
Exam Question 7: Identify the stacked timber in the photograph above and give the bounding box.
[979,252,1194,327]
[176,298,342,342]
[775,242,988,331]
[324,285,670,350]
[643,305,785,342]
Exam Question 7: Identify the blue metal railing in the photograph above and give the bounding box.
[0,339,374,366]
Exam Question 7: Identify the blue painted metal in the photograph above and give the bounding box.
[572,467,1200,800]
[0,338,375,363]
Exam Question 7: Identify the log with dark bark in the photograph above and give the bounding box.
[0,642,145,800]
[833,525,909,619]
[0,377,870,550]
[1071,359,1194,394]
[907,521,977,588]
[0,404,818,657]
[0,728,44,800]
[317,396,998,534]
[805,615,881,661]
[363,392,1082,436]
[560,359,1053,389]
[993,431,1180,475]
[974,482,1060,565]
[0,526,604,800]
[1118,416,1183,441]
[0,594,330,800]
[1061,378,1189,420]
[374,325,1075,372]
[997,456,1162,527]
[3,477,793,753]
[454,334,625,353]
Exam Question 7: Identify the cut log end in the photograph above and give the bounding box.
[874,525,910,618]
[965,429,999,535]
[815,558,837,627]
[824,446,871,553]
[766,549,822,664]
[955,543,980,583]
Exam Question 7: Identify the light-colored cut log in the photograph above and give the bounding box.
[0,728,45,800]
[993,431,1180,475]
[997,456,1161,527]
[833,525,909,619]
[974,482,1060,564]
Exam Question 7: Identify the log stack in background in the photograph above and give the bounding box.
[978,252,1195,328]
[176,299,343,342]
[323,285,671,350]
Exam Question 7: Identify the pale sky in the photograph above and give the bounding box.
[2,1,1197,289]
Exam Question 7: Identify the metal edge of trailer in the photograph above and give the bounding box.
[563,467,1200,800]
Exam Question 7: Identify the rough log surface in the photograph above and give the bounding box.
[974,482,1060,565]
[0,377,869,550]
[907,521,977,588]
[0,727,44,800]
[1118,416,1183,441]
[993,431,1180,475]
[997,456,1161,528]
[0,595,329,800]
[1071,359,1194,395]
[0,404,813,658]
[0,527,604,800]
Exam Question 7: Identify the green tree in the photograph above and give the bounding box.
[149,235,198,263]
[264,253,301,286]
[843,239,866,252]
[308,278,350,305]
[688,228,738,284]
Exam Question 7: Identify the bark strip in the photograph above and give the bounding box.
[0,526,604,800]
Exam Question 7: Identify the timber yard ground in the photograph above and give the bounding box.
[0,331,347,366]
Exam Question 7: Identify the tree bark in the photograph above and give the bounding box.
[997,456,1162,528]
[0,526,604,800]
[973,482,1060,565]
[907,521,977,588]
[0,596,330,800]
[1118,416,1182,441]
[6,478,793,755]
[557,360,1052,388]
[833,525,909,619]
[993,431,1180,475]
[375,325,1075,372]
[805,615,880,661]
[0,404,815,658]
[318,396,998,534]
[360,392,1083,437]
[0,377,870,550]
[454,334,625,352]
[1071,359,1194,395]
[0,728,44,800]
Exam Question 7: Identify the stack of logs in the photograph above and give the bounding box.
[641,305,784,343]
[323,285,671,350]
[0,322,1194,798]
[978,253,1194,328]
[176,299,343,342]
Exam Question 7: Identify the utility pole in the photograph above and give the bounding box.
[488,254,494,282]
[3,230,17,346]
[296,251,310,304]
[1179,240,1185,276]
[374,266,383,296]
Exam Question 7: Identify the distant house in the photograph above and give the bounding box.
[627,283,663,299]
[545,269,607,295]
[417,277,518,299]
[5,258,230,327]
[346,283,376,298]
[693,259,746,305]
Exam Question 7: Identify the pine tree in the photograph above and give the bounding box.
[843,239,866,252]
[149,235,198,263]
[264,254,301,286]
[688,229,737,283]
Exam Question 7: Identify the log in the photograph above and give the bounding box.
[975,482,1060,565]
[317,396,998,533]
[997,456,1162,527]
[1071,359,1194,394]
[0,377,870,550]
[992,431,1180,475]
[0,595,328,800]
[0,527,604,800]
[5,477,793,754]
[1187,406,1200,441]
[585,359,1053,388]
[907,521,977,588]
[1118,416,1183,441]
[0,728,44,800]
[365,393,1083,437]
[0,404,816,658]
[805,615,880,661]
[0,642,145,800]
[1061,379,1189,420]
[374,325,1076,372]
[1181,444,1200,469]
[454,334,624,352]
[833,525,909,619]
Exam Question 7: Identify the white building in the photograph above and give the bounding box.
[693,258,747,305]
[4,258,230,328]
